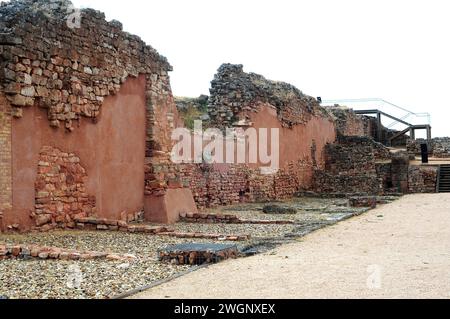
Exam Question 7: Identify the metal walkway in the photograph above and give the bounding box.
[321,98,432,145]
[353,109,431,145]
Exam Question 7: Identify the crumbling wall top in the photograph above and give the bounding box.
[0,0,172,131]
[208,64,331,128]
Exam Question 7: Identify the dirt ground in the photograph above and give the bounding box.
[132,194,450,299]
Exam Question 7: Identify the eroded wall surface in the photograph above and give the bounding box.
[408,165,438,193]
[0,0,183,230]
[0,93,12,231]
[8,76,146,231]
[175,65,337,209]
[329,107,373,137]
[313,136,389,195]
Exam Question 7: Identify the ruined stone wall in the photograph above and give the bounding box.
[172,64,336,209]
[376,156,438,195]
[0,0,182,230]
[177,160,314,209]
[34,146,95,231]
[0,93,12,231]
[376,162,394,193]
[377,160,438,194]
[9,74,148,231]
[432,138,450,158]
[407,138,450,158]
[328,106,411,146]
[178,164,248,209]
[328,107,372,137]
[312,136,391,195]
[208,64,329,129]
[406,138,428,156]
[408,165,438,193]
[307,110,426,196]
[0,0,178,176]
[0,0,173,131]
[313,137,381,195]
[390,152,410,193]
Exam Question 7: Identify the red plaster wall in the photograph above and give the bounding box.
[248,104,336,170]
[6,76,147,231]
[144,188,198,224]
[178,104,337,210]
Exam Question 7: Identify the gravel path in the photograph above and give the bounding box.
[132,194,450,299]
[0,231,234,299]
[0,196,396,299]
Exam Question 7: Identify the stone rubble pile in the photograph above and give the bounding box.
[0,243,136,261]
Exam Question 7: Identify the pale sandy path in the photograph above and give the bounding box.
[132,194,450,299]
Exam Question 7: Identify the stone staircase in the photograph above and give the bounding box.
[438,165,450,193]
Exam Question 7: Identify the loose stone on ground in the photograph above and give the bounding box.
[0,196,397,299]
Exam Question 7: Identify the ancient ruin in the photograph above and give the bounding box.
[1,0,450,300]
[1,0,449,234]
[0,0,190,231]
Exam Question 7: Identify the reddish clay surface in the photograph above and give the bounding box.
[249,104,336,169]
[6,76,147,230]
[178,104,335,175]
[144,188,198,224]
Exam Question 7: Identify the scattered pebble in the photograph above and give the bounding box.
[0,196,397,299]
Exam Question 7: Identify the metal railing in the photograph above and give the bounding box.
[321,98,431,128]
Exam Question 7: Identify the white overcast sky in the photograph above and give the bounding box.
[3,0,450,137]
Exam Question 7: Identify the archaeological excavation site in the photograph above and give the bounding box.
[1,0,450,300]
